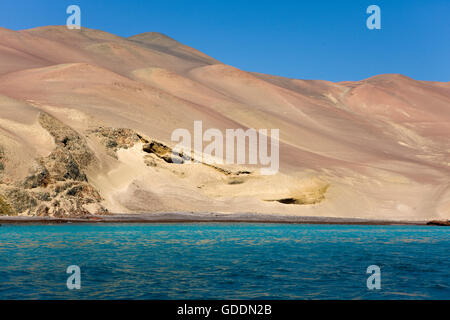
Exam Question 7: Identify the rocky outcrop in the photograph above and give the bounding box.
[0,194,14,215]
[88,126,186,164]
[22,162,50,189]
[0,113,108,217]
[46,148,88,182]
[21,112,94,186]
[142,141,187,164]
[39,112,94,168]
[33,181,106,218]
[1,187,38,214]
[141,140,256,182]
[0,146,4,172]
[87,126,142,158]
[0,146,7,185]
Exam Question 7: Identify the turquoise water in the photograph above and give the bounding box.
[0,223,448,300]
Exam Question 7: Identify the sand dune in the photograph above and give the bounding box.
[0,26,448,221]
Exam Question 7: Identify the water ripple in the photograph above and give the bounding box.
[0,223,448,300]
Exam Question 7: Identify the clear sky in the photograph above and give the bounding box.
[1,0,449,82]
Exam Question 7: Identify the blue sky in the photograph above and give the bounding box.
[1,0,449,82]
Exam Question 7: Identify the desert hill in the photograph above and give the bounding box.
[0,26,448,221]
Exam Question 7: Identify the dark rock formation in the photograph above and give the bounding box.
[39,112,94,168]
[45,148,87,182]
[1,187,38,214]
[0,146,4,172]
[143,141,187,164]
[22,163,50,189]
[427,220,450,226]
[0,113,109,217]
[0,194,14,215]
[87,126,141,158]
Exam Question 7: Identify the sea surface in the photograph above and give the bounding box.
[0,223,448,300]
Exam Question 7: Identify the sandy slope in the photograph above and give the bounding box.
[0,26,448,221]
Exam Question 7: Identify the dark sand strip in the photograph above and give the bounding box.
[0,212,427,225]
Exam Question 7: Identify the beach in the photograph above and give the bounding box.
[0,213,428,225]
